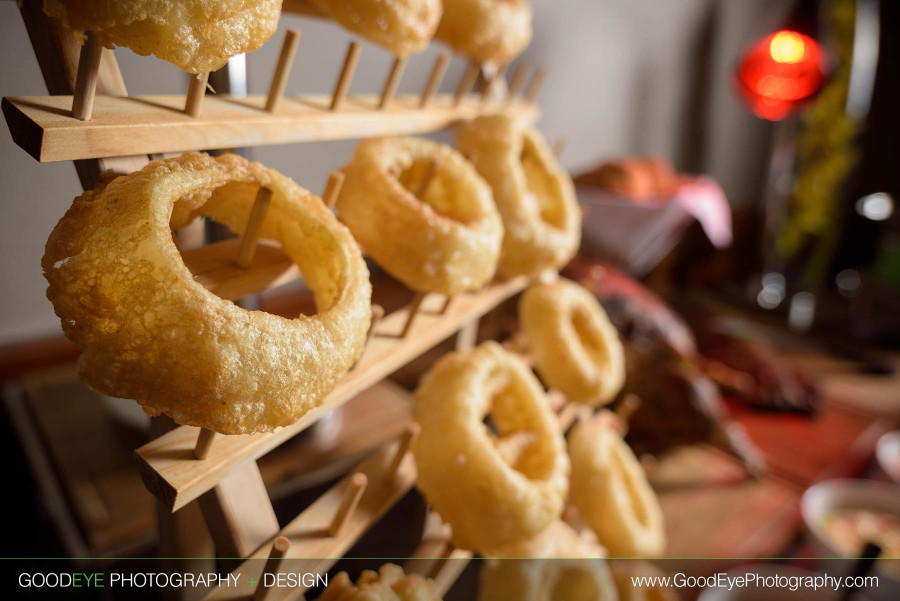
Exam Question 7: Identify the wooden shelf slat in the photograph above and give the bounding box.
[203,435,418,601]
[135,277,527,512]
[1,94,538,163]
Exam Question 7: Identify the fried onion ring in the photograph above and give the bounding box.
[436,0,532,64]
[310,0,442,56]
[412,341,569,553]
[479,522,617,601]
[42,152,371,435]
[337,137,502,295]
[43,0,282,73]
[568,416,666,557]
[319,564,440,601]
[457,114,580,278]
[520,279,625,406]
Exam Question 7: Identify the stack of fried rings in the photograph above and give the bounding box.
[457,114,581,278]
[479,522,617,601]
[42,152,372,435]
[412,341,569,553]
[568,416,666,557]
[520,279,625,406]
[337,137,503,295]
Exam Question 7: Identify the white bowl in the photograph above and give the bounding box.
[876,431,900,483]
[800,479,900,600]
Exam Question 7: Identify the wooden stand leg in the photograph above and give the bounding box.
[265,29,302,113]
[71,32,102,120]
[252,537,291,601]
[198,460,280,563]
[367,304,385,341]
[235,186,274,268]
[481,63,507,105]
[378,56,407,109]
[328,472,367,536]
[330,41,361,110]
[184,72,209,117]
[453,61,480,106]
[506,63,529,103]
[401,292,426,338]
[419,52,449,108]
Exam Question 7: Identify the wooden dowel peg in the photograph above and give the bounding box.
[389,423,420,478]
[185,71,209,117]
[481,63,507,104]
[419,52,450,108]
[524,66,548,103]
[615,393,641,434]
[401,292,427,338]
[236,187,274,268]
[330,41,361,110]
[416,157,440,198]
[455,318,478,351]
[506,63,529,102]
[367,304,385,342]
[328,472,367,536]
[252,536,292,601]
[322,170,345,209]
[440,295,453,314]
[265,29,302,112]
[552,136,568,158]
[454,61,480,106]
[71,32,103,120]
[194,428,218,460]
[378,56,407,109]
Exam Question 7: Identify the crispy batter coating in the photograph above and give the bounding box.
[318,564,440,601]
[412,342,569,554]
[520,279,625,406]
[611,561,678,601]
[337,137,502,295]
[42,152,371,434]
[457,115,580,278]
[311,0,442,56]
[43,0,282,73]
[436,0,532,64]
[568,416,666,557]
[479,522,617,601]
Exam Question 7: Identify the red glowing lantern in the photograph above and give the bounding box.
[735,30,829,120]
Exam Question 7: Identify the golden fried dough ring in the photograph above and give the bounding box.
[412,342,569,553]
[520,279,625,406]
[43,0,282,73]
[319,564,440,601]
[568,416,666,557]
[611,560,679,601]
[42,152,371,435]
[337,137,502,295]
[310,0,442,56]
[479,522,617,601]
[457,115,581,278]
[436,0,532,64]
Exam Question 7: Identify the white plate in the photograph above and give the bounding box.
[876,430,900,483]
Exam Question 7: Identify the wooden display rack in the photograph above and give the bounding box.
[4,1,553,598]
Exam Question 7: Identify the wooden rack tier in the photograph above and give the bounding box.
[2,94,538,163]
[5,1,556,597]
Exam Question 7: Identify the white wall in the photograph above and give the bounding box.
[0,0,793,344]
